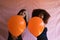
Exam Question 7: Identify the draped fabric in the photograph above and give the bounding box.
[0,0,60,40]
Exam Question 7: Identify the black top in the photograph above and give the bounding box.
[8,27,48,40]
[8,16,27,40]
[37,27,48,40]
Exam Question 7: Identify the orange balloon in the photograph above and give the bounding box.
[8,15,26,37]
[28,17,45,37]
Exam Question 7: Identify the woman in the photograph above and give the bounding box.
[8,9,28,40]
[32,9,50,40]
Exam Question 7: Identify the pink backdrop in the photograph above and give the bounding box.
[0,0,60,40]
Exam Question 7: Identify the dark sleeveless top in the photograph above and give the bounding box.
[37,27,48,40]
[8,16,27,40]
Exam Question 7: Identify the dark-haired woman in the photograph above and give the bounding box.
[32,9,50,40]
[8,9,28,40]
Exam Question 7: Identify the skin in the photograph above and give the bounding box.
[19,11,26,18]
[38,14,44,19]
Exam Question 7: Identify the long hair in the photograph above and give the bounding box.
[17,9,28,25]
[17,9,27,40]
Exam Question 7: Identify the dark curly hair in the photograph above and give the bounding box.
[32,9,50,24]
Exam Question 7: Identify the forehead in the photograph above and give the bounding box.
[39,13,44,16]
[20,12,26,15]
